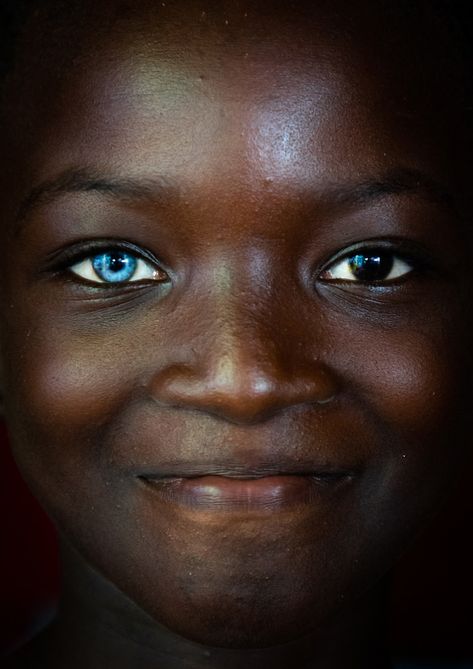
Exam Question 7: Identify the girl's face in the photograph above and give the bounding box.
[1,0,471,648]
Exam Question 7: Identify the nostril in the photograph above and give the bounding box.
[147,360,339,424]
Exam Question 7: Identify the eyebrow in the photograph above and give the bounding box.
[15,167,180,226]
[322,167,456,212]
[15,165,456,228]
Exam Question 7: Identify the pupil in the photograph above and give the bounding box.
[108,253,127,273]
[348,251,393,281]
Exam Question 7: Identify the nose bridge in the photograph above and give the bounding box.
[149,252,338,423]
[205,255,281,392]
[198,248,299,387]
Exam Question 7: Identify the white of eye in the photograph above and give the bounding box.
[69,256,161,283]
[324,255,413,282]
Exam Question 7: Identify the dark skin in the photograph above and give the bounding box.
[1,1,472,667]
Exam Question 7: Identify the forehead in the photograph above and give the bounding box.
[2,0,469,223]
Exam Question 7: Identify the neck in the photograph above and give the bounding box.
[25,538,392,669]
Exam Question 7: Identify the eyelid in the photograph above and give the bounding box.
[317,239,431,283]
[46,240,170,284]
[322,254,412,282]
[69,254,165,284]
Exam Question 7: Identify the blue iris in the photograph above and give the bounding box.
[92,251,138,283]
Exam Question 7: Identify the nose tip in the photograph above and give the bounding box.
[148,358,338,424]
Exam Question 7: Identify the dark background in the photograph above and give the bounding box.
[1,419,472,660]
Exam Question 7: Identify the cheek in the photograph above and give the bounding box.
[364,334,467,439]
[10,335,123,434]
[2,315,139,502]
[324,289,470,435]
[336,321,472,509]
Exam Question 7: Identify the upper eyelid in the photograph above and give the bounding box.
[68,243,155,263]
[71,247,161,276]
[70,251,154,267]
[65,253,170,290]
[49,237,428,280]
[316,242,429,286]
[47,240,166,272]
[328,250,409,268]
[323,255,412,278]
[319,239,428,272]
[46,242,172,288]
[323,241,399,265]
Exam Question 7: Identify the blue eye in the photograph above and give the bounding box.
[69,250,164,284]
[93,252,137,282]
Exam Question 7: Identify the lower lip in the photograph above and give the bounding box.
[142,474,351,511]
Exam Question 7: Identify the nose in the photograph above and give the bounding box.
[148,310,338,425]
[149,356,338,424]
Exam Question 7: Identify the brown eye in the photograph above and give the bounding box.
[321,249,413,283]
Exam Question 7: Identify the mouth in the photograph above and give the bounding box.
[139,469,356,511]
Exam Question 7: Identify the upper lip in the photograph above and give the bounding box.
[138,462,360,480]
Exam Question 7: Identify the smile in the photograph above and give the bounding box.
[140,471,354,511]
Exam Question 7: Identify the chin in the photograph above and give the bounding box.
[153,600,317,649]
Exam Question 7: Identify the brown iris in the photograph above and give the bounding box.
[348,251,394,282]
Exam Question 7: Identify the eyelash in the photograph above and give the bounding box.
[50,239,429,288]
[319,245,419,285]
[51,242,169,287]
[321,237,435,286]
